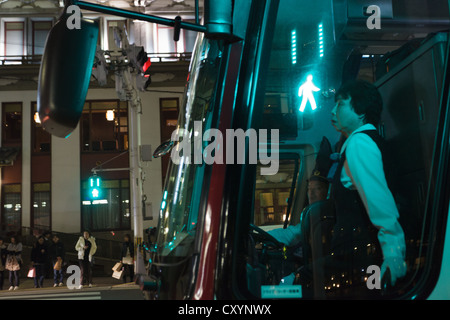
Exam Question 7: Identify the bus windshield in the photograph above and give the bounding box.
[155,32,223,258]
[240,0,450,299]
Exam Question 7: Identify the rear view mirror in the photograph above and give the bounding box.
[153,140,176,158]
[38,12,98,138]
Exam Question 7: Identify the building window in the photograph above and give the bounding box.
[32,102,51,153]
[156,23,196,55]
[81,179,130,231]
[2,102,22,145]
[32,20,52,56]
[4,21,24,60]
[1,184,21,233]
[157,25,176,53]
[1,102,22,197]
[81,100,128,152]
[159,98,179,185]
[32,183,51,231]
[106,19,127,50]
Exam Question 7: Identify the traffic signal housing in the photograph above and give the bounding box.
[126,44,152,91]
[88,175,102,200]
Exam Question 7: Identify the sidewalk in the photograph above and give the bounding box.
[0,276,134,292]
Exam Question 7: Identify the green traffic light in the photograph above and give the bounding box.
[88,175,101,199]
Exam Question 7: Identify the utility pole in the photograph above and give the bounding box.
[109,27,145,250]
[92,26,150,274]
[121,68,144,244]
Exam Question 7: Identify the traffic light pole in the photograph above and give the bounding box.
[121,67,144,248]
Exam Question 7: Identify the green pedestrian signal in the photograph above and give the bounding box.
[88,175,101,199]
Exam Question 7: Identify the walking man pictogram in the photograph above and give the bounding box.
[298,75,320,112]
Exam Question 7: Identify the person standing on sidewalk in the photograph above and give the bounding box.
[0,238,6,290]
[6,236,22,290]
[49,234,65,287]
[42,231,53,279]
[31,236,48,288]
[121,234,134,283]
[75,230,97,288]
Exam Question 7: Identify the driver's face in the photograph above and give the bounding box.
[331,97,364,137]
[307,180,328,204]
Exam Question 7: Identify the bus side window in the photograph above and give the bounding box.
[253,158,300,230]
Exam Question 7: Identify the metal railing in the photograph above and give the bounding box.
[0,51,192,66]
[1,225,122,261]
[0,54,43,65]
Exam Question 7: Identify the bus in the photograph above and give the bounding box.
[146,0,450,300]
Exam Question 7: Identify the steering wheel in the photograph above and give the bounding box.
[249,224,284,249]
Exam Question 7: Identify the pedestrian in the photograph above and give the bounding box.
[121,234,134,283]
[31,236,48,288]
[42,231,53,279]
[49,234,65,287]
[0,238,6,290]
[6,236,22,290]
[75,230,97,288]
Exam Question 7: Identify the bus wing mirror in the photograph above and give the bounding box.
[38,12,98,138]
[153,140,176,158]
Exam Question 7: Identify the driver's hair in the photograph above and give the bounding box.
[335,80,383,127]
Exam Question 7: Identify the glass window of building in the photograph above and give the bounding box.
[32,20,52,56]
[81,100,128,152]
[4,21,24,63]
[156,23,196,60]
[32,183,51,231]
[254,159,299,226]
[81,179,131,231]
[32,102,51,153]
[107,19,127,50]
[2,102,22,145]
[1,184,21,233]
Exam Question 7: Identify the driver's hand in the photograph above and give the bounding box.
[255,243,263,250]
[280,273,295,285]
[381,257,406,286]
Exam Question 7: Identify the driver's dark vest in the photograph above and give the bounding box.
[329,130,384,282]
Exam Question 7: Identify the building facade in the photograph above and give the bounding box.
[0,0,197,237]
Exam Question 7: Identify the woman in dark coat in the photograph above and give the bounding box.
[121,234,134,283]
[0,238,6,290]
[31,236,48,288]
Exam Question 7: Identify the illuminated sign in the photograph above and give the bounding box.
[318,23,324,58]
[88,175,101,200]
[291,30,297,65]
[298,74,320,112]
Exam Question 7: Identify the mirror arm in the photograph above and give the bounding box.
[72,0,207,33]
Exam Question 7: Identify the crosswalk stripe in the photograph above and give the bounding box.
[40,296,102,300]
[0,291,102,300]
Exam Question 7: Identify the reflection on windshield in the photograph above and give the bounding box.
[156,33,223,257]
[254,159,299,228]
